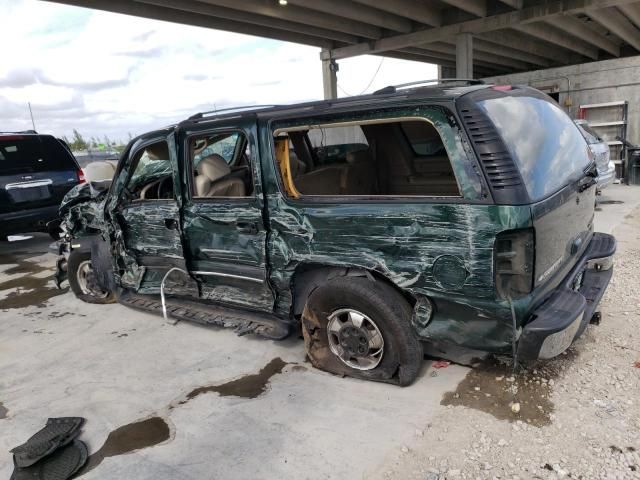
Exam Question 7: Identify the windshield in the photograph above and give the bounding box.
[0,135,77,175]
[477,95,591,200]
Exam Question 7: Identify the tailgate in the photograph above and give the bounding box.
[0,170,79,213]
[532,184,595,288]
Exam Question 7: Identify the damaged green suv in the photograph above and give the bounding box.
[56,82,615,386]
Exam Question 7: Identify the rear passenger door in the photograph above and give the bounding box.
[180,121,275,312]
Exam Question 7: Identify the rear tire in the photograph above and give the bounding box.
[67,250,116,304]
[301,275,423,386]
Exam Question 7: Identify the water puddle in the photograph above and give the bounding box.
[0,402,7,419]
[80,417,170,475]
[184,357,288,401]
[441,351,576,427]
[0,254,66,309]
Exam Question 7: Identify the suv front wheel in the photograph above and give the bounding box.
[67,250,116,304]
[301,275,423,386]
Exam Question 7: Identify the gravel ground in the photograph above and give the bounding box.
[371,208,640,480]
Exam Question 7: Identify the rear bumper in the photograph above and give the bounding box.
[0,205,59,235]
[518,232,616,360]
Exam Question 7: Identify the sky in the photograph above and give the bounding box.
[0,0,437,143]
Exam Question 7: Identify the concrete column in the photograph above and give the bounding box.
[321,48,338,99]
[455,33,473,79]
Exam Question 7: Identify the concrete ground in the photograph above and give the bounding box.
[1,184,639,479]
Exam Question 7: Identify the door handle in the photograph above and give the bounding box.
[236,222,258,234]
[164,218,179,230]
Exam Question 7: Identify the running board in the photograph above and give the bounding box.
[118,290,291,340]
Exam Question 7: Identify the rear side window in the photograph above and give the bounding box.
[273,117,461,198]
[0,136,77,175]
[477,95,591,200]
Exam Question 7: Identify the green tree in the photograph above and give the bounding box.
[70,129,87,151]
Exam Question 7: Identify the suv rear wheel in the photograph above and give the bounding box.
[301,276,423,386]
[68,250,116,304]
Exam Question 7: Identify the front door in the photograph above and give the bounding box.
[108,134,191,294]
[180,124,274,311]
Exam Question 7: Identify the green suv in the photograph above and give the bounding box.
[56,82,615,386]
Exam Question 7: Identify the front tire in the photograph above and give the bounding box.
[67,250,116,304]
[301,275,423,386]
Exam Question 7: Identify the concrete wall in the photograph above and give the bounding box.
[483,56,640,168]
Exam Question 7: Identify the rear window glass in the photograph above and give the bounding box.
[477,95,591,200]
[575,122,602,144]
[0,136,77,174]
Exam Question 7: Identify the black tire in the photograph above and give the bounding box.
[67,250,116,304]
[301,275,423,386]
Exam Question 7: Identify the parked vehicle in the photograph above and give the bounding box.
[574,119,616,191]
[0,131,83,240]
[56,82,615,385]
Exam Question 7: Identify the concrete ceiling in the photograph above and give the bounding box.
[46,0,640,76]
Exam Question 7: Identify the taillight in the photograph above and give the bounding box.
[495,228,534,299]
[77,169,86,183]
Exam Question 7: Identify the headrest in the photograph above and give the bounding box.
[197,154,230,181]
[346,150,369,164]
[145,142,170,161]
[83,161,116,182]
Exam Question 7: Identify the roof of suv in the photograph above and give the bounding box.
[180,83,492,127]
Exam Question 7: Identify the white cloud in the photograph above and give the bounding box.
[0,0,437,142]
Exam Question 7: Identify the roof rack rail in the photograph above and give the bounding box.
[373,78,484,95]
[188,105,280,120]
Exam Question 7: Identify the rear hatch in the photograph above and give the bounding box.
[0,134,81,214]
[471,88,596,291]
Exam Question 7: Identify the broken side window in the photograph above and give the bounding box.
[273,117,461,198]
[126,141,174,201]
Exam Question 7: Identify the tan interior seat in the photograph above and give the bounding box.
[342,150,376,195]
[195,154,245,197]
[294,165,344,195]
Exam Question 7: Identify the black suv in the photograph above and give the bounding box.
[0,132,83,240]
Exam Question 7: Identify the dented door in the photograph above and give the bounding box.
[107,131,190,294]
[179,122,275,312]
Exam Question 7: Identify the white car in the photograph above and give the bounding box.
[574,119,616,191]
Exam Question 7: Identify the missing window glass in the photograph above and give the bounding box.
[274,117,460,198]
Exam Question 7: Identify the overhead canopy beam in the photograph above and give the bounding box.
[48,0,336,48]
[544,15,621,56]
[288,0,415,33]
[439,0,487,18]
[478,29,576,63]
[587,6,640,51]
[137,0,360,44]
[473,38,551,66]
[198,0,381,39]
[618,2,640,28]
[497,0,523,8]
[326,0,637,60]
[512,23,600,58]
[351,0,442,27]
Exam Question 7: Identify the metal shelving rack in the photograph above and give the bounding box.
[578,100,629,180]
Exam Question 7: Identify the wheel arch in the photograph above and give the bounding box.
[290,262,416,318]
